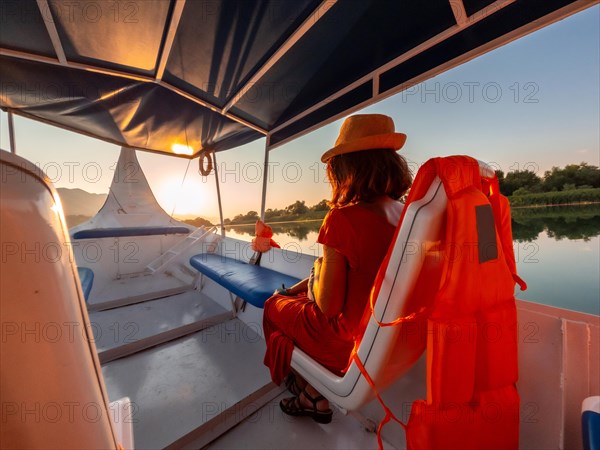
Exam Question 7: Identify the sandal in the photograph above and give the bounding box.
[284,372,303,396]
[280,389,333,424]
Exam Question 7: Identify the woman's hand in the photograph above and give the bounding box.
[273,278,309,296]
[273,287,292,296]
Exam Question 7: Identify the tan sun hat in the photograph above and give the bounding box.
[321,114,407,163]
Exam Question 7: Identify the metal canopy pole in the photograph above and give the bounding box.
[212,151,225,237]
[155,0,187,81]
[260,138,270,221]
[7,111,16,154]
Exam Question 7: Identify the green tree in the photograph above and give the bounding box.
[285,200,309,215]
[543,166,571,192]
[496,170,506,195]
[543,163,600,192]
[311,199,329,211]
[229,210,259,224]
[501,170,542,196]
[184,217,214,227]
[577,162,600,188]
[512,187,531,196]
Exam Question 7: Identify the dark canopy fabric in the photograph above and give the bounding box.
[0,0,589,157]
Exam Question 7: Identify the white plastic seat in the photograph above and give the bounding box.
[0,150,124,448]
[291,161,496,411]
[290,175,445,410]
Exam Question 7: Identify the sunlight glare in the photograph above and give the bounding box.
[155,178,206,218]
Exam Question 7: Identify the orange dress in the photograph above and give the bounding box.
[263,204,397,384]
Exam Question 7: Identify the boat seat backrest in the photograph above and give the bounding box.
[0,150,117,447]
[291,175,448,411]
[72,226,191,239]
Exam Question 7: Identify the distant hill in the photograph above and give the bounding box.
[183,217,215,228]
[56,188,107,217]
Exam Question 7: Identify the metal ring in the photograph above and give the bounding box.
[198,150,213,176]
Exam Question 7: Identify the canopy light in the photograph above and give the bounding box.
[171,144,194,156]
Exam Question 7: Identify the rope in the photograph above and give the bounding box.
[169,158,193,221]
[352,354,407,450]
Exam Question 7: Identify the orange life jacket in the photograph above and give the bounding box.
[404,156,522,449]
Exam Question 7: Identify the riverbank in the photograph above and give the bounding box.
[226,218,325,227]
[508,188,600,207]
[222,211,328,227]
[188,196,600,229]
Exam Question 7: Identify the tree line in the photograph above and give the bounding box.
[183,200,330,228]
[225,199,330,225]
[184,163,599,227]
[496,162,599,196]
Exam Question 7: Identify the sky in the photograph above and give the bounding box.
[1,5,598,223]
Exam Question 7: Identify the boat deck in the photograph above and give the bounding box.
[90,290,232,363]
[102,318,280,450]
[88,272,194,311]
[207,392,390,450]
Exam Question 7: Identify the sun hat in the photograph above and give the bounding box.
[321,114,407,163]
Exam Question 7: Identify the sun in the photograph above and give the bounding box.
[155,178,208,218]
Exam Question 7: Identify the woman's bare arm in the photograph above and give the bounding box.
[283,278,308,295]
[313,245,347,317]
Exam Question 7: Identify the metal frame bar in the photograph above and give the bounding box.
[221,0,337,114]
[268,0,515,143]
[158,81,268,134]
[212,151,225,237]
[36,0,67,64]
[7,111,16,154]
[449,0,468,26]
[1,108,197,159]
[0,49,268,135]
[156,0,187,81]
[259,138,270,220]
[268,0,594,150]
[0,48,154,82]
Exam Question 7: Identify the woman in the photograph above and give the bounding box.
[263,114,412,423]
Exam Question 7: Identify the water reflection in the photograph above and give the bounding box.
[226,220,323,241]
[512,204,600,242]
[225,205,599,315]
[228,205,600,244]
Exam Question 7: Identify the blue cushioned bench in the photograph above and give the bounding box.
[189,253,302,308]
[72,226,190,239]
[582,396,600,450]
[77,267,94,302]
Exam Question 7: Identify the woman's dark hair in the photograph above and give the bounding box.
[326,149,412,207]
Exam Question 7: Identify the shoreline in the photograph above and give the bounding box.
[172,201,600,227]
[510,201,600,210]
[182,203,600,227]
[225,218,325,227]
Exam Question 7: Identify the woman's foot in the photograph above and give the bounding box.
[284,371,307,396]
[280,385,333,424]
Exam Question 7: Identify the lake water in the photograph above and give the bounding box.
[225,204,600,316]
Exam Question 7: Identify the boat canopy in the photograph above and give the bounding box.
[0,0,593,157]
